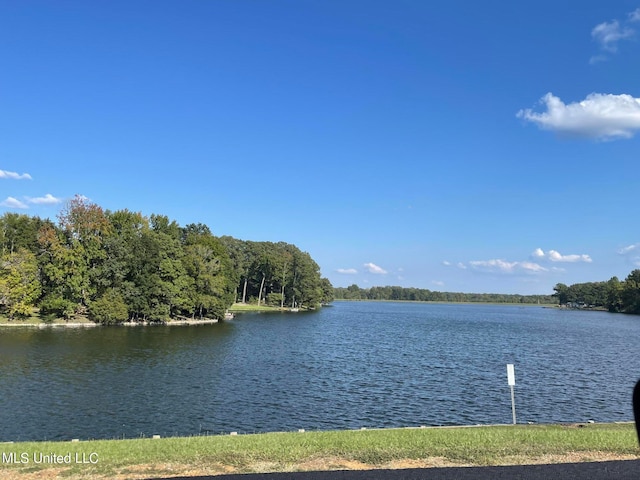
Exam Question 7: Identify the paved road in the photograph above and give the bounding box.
[149,460,640,480]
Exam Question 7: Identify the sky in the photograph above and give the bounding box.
[1,1,640,295]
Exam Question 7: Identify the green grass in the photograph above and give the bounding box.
[0,308,93,325]
[1,424,638,479]
[0,316,42,325]
[0,306,39,324]
[228,302,287,312]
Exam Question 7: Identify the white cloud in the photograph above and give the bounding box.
[468,259,547,275]
[442,260,451,266]
[532,248,592,263]
[0,197,29,209]
[0,169,32,180]
[469,259,517,273]
[432,280,444,287]
[469,259,512,273]
[588,54,608,65]
[517,92,640,140]
[26,193,62,205]
[363,262,387,274]
[618,243,640,266]
[619,243,639,254]
[0,193,62,209]
[589,10,639,63]
[519,261,548,273]
[532,248,545,258]
[336,268,358,274]
[549,251,592,263]
[592,20,634,52]
[456,262,467,270]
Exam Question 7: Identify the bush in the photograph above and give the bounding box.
[266,292,283,307]
[39,294,76,320]
[89,290,129,325]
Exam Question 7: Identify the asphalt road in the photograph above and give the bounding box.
[149,460,640,480]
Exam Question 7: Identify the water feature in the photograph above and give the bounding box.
[1,301,638,441]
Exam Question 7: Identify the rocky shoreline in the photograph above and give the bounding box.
[0,318,224,328]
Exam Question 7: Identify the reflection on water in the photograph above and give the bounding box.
[1,302,638,441]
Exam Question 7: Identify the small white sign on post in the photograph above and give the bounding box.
[507,364,515,386]
[506,364,516,424]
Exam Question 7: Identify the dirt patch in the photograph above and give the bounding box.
[283,455,470,473]
[385,457,468,469]
[297,457,373,471]
[110,463,234,479]
[2,452,639,479]
[0,468,68,480]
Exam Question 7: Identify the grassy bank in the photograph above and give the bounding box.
[1,424,638,479]
[0,310,93,326]
[228,302,280,313]
[228,302,301,313]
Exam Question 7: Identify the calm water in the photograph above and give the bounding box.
[1,301,639,441]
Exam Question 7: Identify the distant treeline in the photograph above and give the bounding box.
[334,284,557,304]
[553,270,640,313]
[0,196,333,323]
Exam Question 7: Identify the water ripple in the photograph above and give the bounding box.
[1,302,639,440]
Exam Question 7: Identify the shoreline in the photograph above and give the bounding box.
[2,420,634,444]
[333,299,558,307]
[0,318,222,328]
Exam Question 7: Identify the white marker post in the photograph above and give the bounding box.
[506,364,516,424]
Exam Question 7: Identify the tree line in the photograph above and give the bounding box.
[334,284,556,304]
[553,270,640,313]
[0,196,333,323]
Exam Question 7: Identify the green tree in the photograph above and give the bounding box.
[249,243,276,307]
[0,249,41,319]
[276,248,294,308]
[290,250,323,308]
[97,209,148,297]
[89,289,129,325]
[622,270,640,314]
[347,284,362,300]
[605,276,623,312]
[182,228,235,320]
[37,222,86,317]
[126,228,190,322]
[553,283,569,304]
[218,236,251,303]
[219,238,329,310]
[150,214,182,239]
[0,213,49,255]
[53,195,112,310]
[320,277,334,304]
[266,292,283,307]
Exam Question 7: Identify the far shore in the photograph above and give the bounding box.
[333,298,559,307]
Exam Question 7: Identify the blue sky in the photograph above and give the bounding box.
[1,1,639,294]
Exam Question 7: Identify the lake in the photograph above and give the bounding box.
[1,301,639,441]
